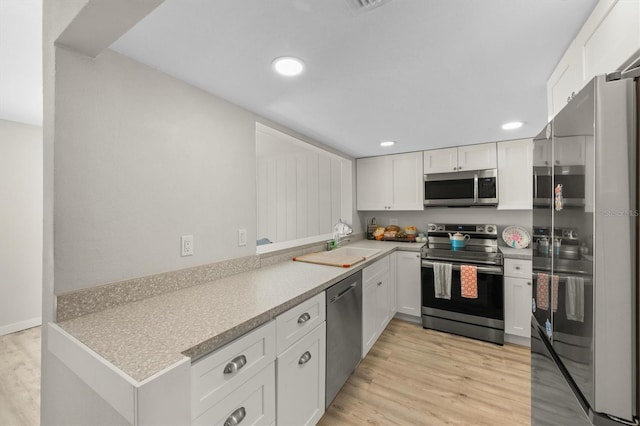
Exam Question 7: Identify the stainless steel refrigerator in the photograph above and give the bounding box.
[531,73,638,425]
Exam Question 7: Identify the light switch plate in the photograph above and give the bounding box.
[238,229,247,247]
[181,235,194,256]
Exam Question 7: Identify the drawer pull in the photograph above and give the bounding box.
[527,282,532,286]
[224,407,246,426]
[223,355,247,375]
[377,281,383,286]
[298,351,312,365]
[515,266,521,270]
[297,312,311,324]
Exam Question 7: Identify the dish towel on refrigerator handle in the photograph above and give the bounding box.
[460,264,478,298]
[433,262,452,299]
[565,276,584,322]
[536,273,559,311]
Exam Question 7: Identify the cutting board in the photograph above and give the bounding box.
[292,252,366,268]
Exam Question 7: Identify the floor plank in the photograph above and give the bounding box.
[319,319,531,426]
[0,326,41,426]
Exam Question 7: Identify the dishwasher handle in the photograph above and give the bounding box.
[328,282,357,304]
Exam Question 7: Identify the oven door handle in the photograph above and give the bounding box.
[421,261,503,275]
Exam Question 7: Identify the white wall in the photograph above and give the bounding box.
[0,119,42,335]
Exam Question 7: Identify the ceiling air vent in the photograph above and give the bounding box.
[344,0,392,14]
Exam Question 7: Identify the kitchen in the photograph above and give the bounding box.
[7,0,636,425]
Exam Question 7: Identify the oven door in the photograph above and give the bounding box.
[421,261,504,323]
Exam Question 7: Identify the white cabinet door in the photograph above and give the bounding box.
[388,253,397,315]
[389,152,424,211]
[497,139,533,210]
[362,257,390,358]
[547,0,640,118]
[533,139,552,167]
[395,251,421,318]
[423,147,457,174]
[276,323,326,426]
[504,277,532,339]
[362,277,379,358]
[555,136,585,166]
[457,142,497,171]
[356,156,388,210]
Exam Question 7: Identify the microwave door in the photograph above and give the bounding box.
[534,166,553,206]
[424,173,475,206]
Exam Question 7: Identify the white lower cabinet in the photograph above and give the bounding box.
[191,321,277,425]
[276,322,326,426]
[191,292,326,426]
[394,251,421,318]
[193,364,276,426]
[504,259,533,344]
[362,256,391,358]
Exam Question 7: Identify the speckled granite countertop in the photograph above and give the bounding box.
[499,247,533,260]
[58,240,423,382]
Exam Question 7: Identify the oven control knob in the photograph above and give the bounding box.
[428,225,436,231]
[486,226,494,233]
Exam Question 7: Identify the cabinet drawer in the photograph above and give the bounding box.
[193,363,275,426]
[504,259,532,279]
[277,322,326,426]
[363,255,389,284]
[276,292,325,355]
[191,321,276,419]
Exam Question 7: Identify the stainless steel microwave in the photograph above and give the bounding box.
[533,165,585,207]
[424,169,498,207]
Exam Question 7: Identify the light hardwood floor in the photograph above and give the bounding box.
[320,319,531,426]
[0,326,41,426]
[0,321,530,426]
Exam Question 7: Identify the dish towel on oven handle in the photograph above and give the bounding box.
[460,264,478,299]
[433,262,452,299]
[536,273,559,311]
[565,276,584,322]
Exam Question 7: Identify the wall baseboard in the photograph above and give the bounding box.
[0,317,42,336]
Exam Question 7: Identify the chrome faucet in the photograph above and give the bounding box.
[331,219,353,249]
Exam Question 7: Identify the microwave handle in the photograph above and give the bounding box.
[473,174,478,203]
[533,170,538,199]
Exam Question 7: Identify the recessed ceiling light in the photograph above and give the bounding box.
[502,121,523,130]
[272,57,305,76]
[380,141,395,147]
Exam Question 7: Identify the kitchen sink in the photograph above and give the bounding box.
[328,247,381,258]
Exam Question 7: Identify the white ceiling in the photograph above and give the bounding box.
[111,0,597,158]
[0,0,42,126]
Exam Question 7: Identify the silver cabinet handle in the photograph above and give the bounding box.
[515,266,521,270]
[377,281,383,286]
[224,407,246,426]
[297,312,311,324]
[298,351,312,365]
[453,167,457,171]
[527,282,532,286]
[416,254,420,258]
[223,355,247,374]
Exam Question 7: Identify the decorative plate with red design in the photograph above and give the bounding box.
[502,225,531,249]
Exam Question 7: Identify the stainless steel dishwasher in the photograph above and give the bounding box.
[325,270,362,408]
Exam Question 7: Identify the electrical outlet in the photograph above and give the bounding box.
[181,235,194,256]
[389,218,398,226]
[238,229,247,247]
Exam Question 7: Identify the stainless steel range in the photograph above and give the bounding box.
[421,223,504,345]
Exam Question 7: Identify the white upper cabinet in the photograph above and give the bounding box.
[424,143,497,174]
[547,0,640,119]
[497,139,533,210]
[555,136,586,166]
[423,147,457,174]
[457,143,497,171]
[356,152,423,211]
[533,139,552,167]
